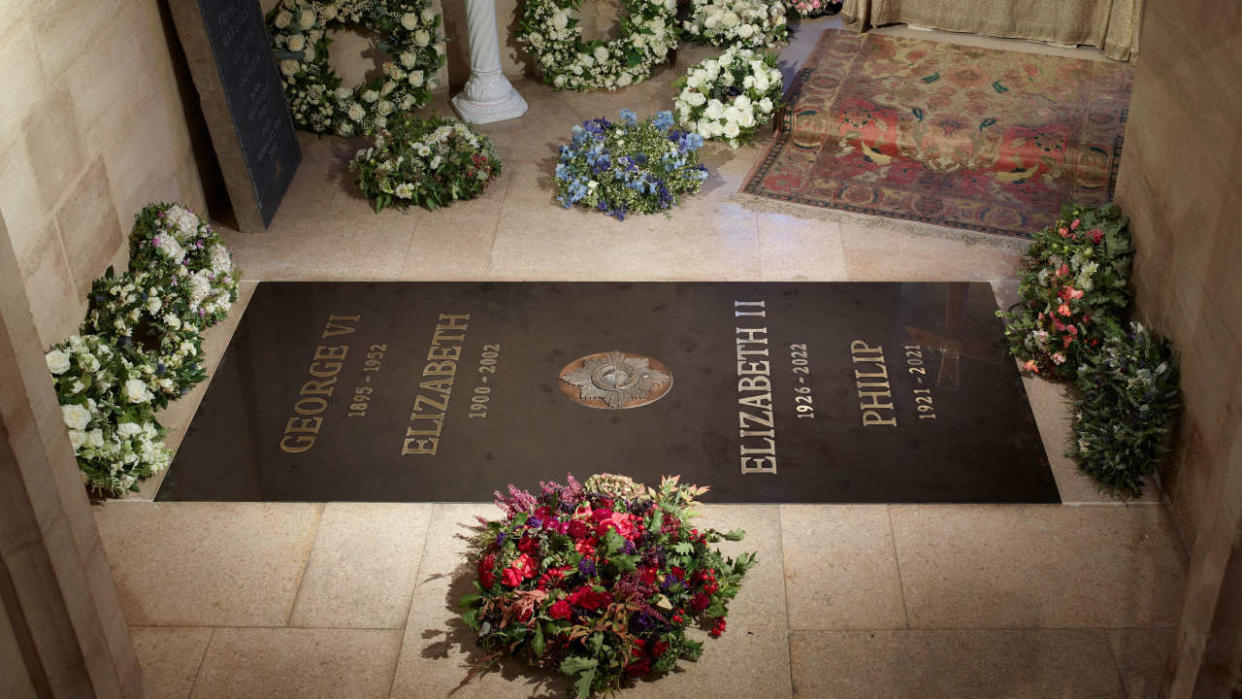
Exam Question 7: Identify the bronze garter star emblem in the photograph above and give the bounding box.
[558,351,673,410]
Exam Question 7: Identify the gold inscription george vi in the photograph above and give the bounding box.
[735,300,777,475]
[279,314,360,454]
[401,313,470,456]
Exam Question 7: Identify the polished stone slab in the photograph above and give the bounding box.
[157,282,1058,503]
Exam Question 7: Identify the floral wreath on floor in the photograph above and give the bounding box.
[516,0,679,91]
[674,46,782,148]
[46,334,173,494]
[350,114,503,212]
[681,0,788,49]
[266,0,445,136]
[787,0,843,18]
[554,109,708,219]
[461,474,756,698]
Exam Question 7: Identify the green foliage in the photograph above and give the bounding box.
[1071,322,1180,496]
[349,115,501,212]
[997,202,1133,379]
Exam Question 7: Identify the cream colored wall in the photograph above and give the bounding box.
[0,600,38,699]
[1114,0,1242,693]
[0,0,205,351]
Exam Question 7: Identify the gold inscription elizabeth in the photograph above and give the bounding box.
[401,313,470,456]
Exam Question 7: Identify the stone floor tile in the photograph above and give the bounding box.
[95,503,322,626]
[223,219,413,282]
[190,628,401,699]
[391,503,569,698]
[129,627,212,699]
[790,629,1124,698]
[889,505,1186,628]
[840,220,1027,281]
[780,505,908,630]
[758,213,847,281]
[1107,627,1175,699]
[693,505,786,630]
[289,503,433,629]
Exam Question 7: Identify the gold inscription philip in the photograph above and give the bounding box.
[401,313,470,456]
[851,340,897,427]
[279,314,359,454]
[735,300,777,475]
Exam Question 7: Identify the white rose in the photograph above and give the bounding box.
[46,349,70,375]
[409,70,424,87]
[594,46,609,63]
[70,380,85,394]
[62,404,91,431]
[287,34,305,52]
[334,87,352,100]
[87,429,104,448]
[146,296,162,314]
[414,29,431,47]
[124,379,151,404]
[361,89,378,103]
[401,12,419,30]
[117,422,142,437]
[737,24,755,39]
[759,97,773,113]
[274,10,292,28]
[705,99,725,120]
[280,59,299,76]
[421,7,436,23]
[400,52,416,68]
[298,9,315,29]
[687,91,707,107]
[347,102,365,122]
[377,100,393,116]
[68,430,87,451]
[724,121,741,139]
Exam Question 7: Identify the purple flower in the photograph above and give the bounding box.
[578,558,597,576]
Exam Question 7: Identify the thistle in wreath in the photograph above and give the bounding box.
[554,109,708,219]
[674,46,782,148]
[349,115,502,212]
[998,203,1133,379]
[460,474,756,698]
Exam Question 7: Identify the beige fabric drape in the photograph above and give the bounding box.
[843,0,1144,60]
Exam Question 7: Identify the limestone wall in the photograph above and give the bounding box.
[1114,0,1242,691]
[0,0,205,351]
[1115,0,1241,551]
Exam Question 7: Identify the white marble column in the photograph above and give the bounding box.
[451,0,528,124]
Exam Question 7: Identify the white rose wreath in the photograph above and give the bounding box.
[267,0,445,137]
[516,0,680,91]
[674,46,783,147]
[682,0,789,49]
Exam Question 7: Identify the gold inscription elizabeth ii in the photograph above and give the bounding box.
[558,351,673,410]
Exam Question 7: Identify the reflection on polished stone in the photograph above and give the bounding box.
[157,281,1058,504]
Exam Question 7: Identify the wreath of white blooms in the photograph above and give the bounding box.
[682,0,788,49]
[516,0,680,91]
[674,46,782,147]
[267,0,445,136]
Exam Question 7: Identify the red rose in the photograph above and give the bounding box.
[570,587,611,611]
[549,600,572,620]
[567,519,591,540]
[591,508,614,523]
[518,536,539,555]
[514,553,537,578]
[626,658,651,676]
[1090,228,1104,244]
[670,566,685,580]
[691,593,711,613]
[478,552,497,588]
[501,567,524,587]
[652,641,669,658]
[535,506,554,519]
[640,567,657,585]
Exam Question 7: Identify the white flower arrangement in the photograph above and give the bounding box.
[128,203,241,329]
[674,46,783,147]
[682,0,788,49]
[46,334,173,494]
[516,0,680,91]
[266,0,445,136]
[350,115,502,211]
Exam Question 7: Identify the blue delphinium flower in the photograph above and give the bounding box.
[619,108,638,124]
[652,110,674,131]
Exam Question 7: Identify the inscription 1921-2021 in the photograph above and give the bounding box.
[168,0,300,231]
[158,282,1061,505]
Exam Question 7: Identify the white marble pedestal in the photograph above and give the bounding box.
[451,0,528,124]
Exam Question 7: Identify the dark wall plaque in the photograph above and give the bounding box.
[157,282,1060,504]
[168,0,300,231]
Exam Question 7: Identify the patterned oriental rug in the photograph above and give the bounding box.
[742,30,1133,238]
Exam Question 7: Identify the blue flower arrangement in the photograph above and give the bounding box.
[554,109,709,220]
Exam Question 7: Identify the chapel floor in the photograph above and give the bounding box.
[91,18,1185,698]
